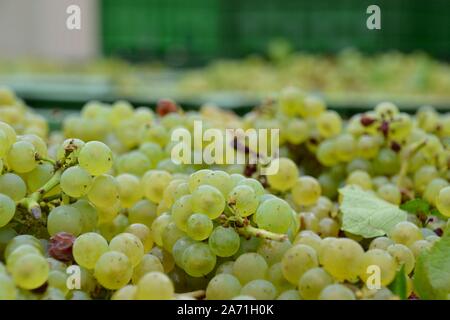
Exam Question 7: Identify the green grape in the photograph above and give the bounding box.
[277,289,301,300]
[377,183,401,205]
[0,194,15,228]
[7,141,37,173]
[298,267,333,300]
[0,121,16,147]
[281,244,318,285]
[413,165,439,193]
[0,274,16,300]
[125,223,153,253]
[188,169,212,192]
[18,134,47,157]
[232,253,268,284]
[172,237,195,268]
[316,140,338,167]
[292,176,321,206]
[162,179,185,208]
[94,251,133,290]
[257,239,291,266]
[346,170,372,190]
[357,135,379,159]
[128,199,158,229]
[161,222,186,253]
[71,199,98,233]
[171,195,193,232]
[267,262,293,292]
[317,111,342,138]
[208,226,240,257]
[236,178,265,197]
[359,249,397,286]
[334,134,356,162]
[346,158,373,175]
[320,238,364,282]
[4,235,42,260]
[186,213,213,241]
[73,232,109,269]
[191,185,225,219]
[199,170,233,196]
[318,218,340,237]
[206,274,242,300]
[11,254,49,290]
[109,233,145,268]
[409,239,433,258]
[286,118,308,144]
[151,213,172,247]
[47,270,69,294]
[140,124,169,147]
[279,86,305,116]
[319,284,356,300]
[139,142,165,169]
[241,279,277,300]
[87,174,120,209]
[294,231,322,253]
[116,151,151,177]
[25,163,54,192]
[182,243,216,277]
[230,173,245,186]
[116,174,143,208]
[132,254,164,284]
[78,141,113,176]
[369,237,395,251]
[375,101,399,119]
[388,221,423,247]
[255,198,292,234]
[0,131,9,158]
[267,158,299,192]
[173,182,190,201]
[108,100,134,126]
[57,138,85,162]
[436,186,450,217]
[112,285,137,300]
[423,178,449,206]
[390,113,413,140]
[141,170,172,203]
[136,271,174,300]
[318,173,339,199]
[47,205,82,236]
[60,165,93,198]
[6,244,41,271]
[373,148,400,176]
[97,200,121,223]
[387,244,415,274]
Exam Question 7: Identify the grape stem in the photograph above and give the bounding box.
[396,138,427,189]
[35,153,56,166]
[237,224,288,242]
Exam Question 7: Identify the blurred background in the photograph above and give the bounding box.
[0,0,449,118]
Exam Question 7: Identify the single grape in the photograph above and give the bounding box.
[186,213,213,241]
[132,254,164,284]
[227,185,259,217]
[78,141,113,176]
[141,170,172,204]
[208,226,240,257]
[151,213,172,247]
[0,194,15,228]
[387,244,415,274]
[436,186,450,217]
[47,205,82,237]
[317,111,342,138]
[298,267,334,300]
[136,272,174,300]
[191,185,225,219]
[182,243,216,277]
[281,244,318,285]
[94,251,133,290]
[125,224,153,253]
[60,165,93,198]
[73,233,109,269]
[161,222,186,253]
[255,198,292,234]
[111,285,137,300]
[87,174,120,209]
[0,173,27,201]
[369,237,395,251]
[267,158,299,192]
[319,284,356,300]
[277,289,301,300]
[241,279,278,300]
[11,254,49,290]
[109,233,145,268]
[7,141,37,173]
[128,199,158,229]
[388,221,423,247]
[359,249,397,286]
[232,253,268,284]
[206,274,241,300]
[292,176,322,206]
[116,174,143,208]
[171,195,193,232]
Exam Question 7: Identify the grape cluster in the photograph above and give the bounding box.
[0,85,449,301]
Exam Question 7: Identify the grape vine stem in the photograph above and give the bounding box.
[237,224,288,242]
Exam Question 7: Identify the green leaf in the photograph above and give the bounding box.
[389,265,407,300]
[400,198,430,215]
[413,226,450,300]
[339,185,407,238]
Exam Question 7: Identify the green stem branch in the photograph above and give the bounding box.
[237,224,288,242]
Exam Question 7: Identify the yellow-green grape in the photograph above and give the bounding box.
[417,106,439,132]
[319,284,356,300]
[108,100,134,126]
[334,134,356,162]
[241,279,277,300]
[375,101,399,119]
[94,251,133,290]
[390,112,413,140]
[97,200,121,223]
[267,158,299,192]
[357,135,380,159]
[423,178,449,206]
[320,238,364,282]
[161,222,186,253]
[132,254,164,284]
[136,271,174,300]
[208,226,240,257]
[125,224,153,253]
[128,199,158,229]
[112,285,137,300]
[4,235,43,260]
[162,179,185,208]
[47,205,82,236]
[255,197,292,234]
[171,195,193,232]
[6,244,41,273]
[47,270,69,294]
[318,218,340,237]
[139,142,164,169]
[346,158,373,175]
[140,123,169,147]
[413,165,439,193]
[279,86,305,116]
[281,244,318,285]
[373,148,400,176]
[233,253,268,284]
[387,244,415,274]
[359,249,397,286]
[206,274,242,300]
[116,151,151,177]
[172,237,195,268]
[0,121,17,147]
[78,141,113,176]
[0,131,11,158]
[188,169,212,192]
[182,242,216,277]
[109,233,145,268]
[286,119,308,144]
[292,176,322,207]
[256,239,291,266]
[116,174,143,208]
[173,182,190,201]
[346,170,372,190]
[87,174,120,209]
[294,231,322,253]
[199,170,233,197]
[151,213,172,247]
[298,267,333,300]
[7,141,37,173]
[267,262,294,292]
[18,134,47,157]
[237,178,265,197]
[303,95,325,118]
[60,165,93,198]
[56,138,85,162]
[377,183,401,205]
[388,221,423,247]
[317,111,342,138]
[369,237,395,251]
[409,239,433,258]
[0,273,16,300]
[25,163,54,193]
[141,170,172,203]
[186,213,213,241]
[317,140,338,166]
[191,185,225,219]
[156,198,170,216]
[71,200,98,233]
[0,194,15,228]
[299,212,320,233]
[436,186,450,217]
[227,185,259,217]
[73,232,109,269]
[277,289,301,300]
[11,254,49,290]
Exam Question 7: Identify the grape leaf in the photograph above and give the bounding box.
[400,198,430,214]
[389,265,407,300]
[413,226,450,300]
[339,186,407,238]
